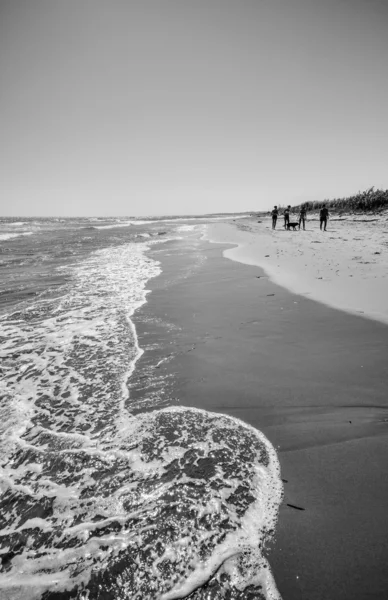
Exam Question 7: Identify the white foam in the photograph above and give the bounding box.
[0,240,161,461]
[176,225,197,232]
[0,406,282,599]
[0,232,34,241]
[93,221,133,229]
[129,215,248,225]
[0,233,19,240]
[0,234,283,599]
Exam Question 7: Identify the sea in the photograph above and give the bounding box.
[0,216,283,600]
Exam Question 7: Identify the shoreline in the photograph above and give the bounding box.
[206,216,388,325]
[130,229,388,599]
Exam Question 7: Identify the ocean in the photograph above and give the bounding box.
[0,216,282,600]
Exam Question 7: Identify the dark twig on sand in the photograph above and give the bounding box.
[287,503,305,511]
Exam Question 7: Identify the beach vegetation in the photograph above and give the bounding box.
[290,187,388,214]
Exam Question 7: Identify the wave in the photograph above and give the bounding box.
[0,240,160,443]
[130,215,248,225]
[93,221,133,230]
[0,406,282,599]
[0,233,21,241]
[0,237,283,599]
[176,225,197,232]
[0,232,34,241]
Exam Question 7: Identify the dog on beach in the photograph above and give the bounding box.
[286,222,299,231]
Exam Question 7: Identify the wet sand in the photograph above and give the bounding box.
[131,232,388,599]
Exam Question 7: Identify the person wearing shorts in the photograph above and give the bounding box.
[283,205,291,229]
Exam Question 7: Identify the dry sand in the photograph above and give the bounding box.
[207,213,388,324]
[131,230,388,600]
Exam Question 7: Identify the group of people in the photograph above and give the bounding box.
[271,205,329,231]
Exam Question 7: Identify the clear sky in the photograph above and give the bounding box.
[1,0,388,216]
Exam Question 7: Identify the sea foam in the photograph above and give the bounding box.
[0,407,283,600]
[0,234,283,599]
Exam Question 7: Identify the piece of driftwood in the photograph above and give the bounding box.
[286,503,305,511]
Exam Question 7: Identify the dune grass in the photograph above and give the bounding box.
[290,187,388,214]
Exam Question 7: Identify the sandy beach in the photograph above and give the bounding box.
[207,213,388,324]
[131,223,388,599]
[3,0,388,596]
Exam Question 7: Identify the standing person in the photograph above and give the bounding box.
[320,204,329,231]
[299,206,307,230]
[283,205,291,229]
[271,206,278,229]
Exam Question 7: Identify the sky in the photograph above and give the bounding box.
[1,0,388,217]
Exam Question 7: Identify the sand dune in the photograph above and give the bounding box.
[207,214,388,324]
